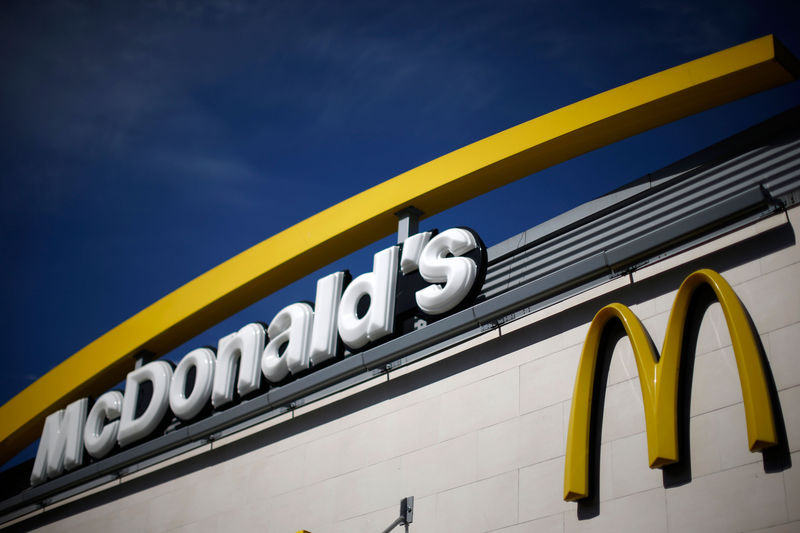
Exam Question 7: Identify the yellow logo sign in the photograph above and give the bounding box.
[563,269,778,501]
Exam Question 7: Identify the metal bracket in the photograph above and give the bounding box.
[381,496,414,533]
[133,349,156,369]
[395,207,423,244]
[479,317,505,333]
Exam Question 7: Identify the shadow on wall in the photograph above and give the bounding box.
[8,217,796,531]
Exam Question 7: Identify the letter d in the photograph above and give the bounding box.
[117,361,173,448]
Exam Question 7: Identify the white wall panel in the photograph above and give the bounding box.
[564,489,667,533]
[665,462,788,533]
[14,178,800,532]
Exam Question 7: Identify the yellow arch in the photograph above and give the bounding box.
[563,269,777,501]
[1,35,797,464]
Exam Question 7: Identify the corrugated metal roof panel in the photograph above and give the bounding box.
[482,107,800,301]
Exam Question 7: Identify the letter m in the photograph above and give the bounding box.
[30,398,88,485]
[563,269,777,501]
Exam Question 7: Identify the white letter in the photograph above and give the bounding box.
[30,398,88,485]
[338,246,399,349]
[262,302,313,382]
[117,361,173,448]
[211,323,265,408]
[83,391,123,460]
[309,271,346,366]
[416,228,478,315]
[170,348,215,421]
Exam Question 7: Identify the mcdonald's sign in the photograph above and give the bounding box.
[1,35,798,525]
[563,269,778,501]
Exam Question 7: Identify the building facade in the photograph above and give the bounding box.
[1,105,799,532]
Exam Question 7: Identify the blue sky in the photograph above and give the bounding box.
[1,0,799,464]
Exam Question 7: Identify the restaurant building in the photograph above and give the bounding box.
[0,36,798,533]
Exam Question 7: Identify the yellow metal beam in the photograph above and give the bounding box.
[1,35,797,464]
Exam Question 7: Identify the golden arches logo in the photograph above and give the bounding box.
[563,269,778,501]
[0,35,797,465]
